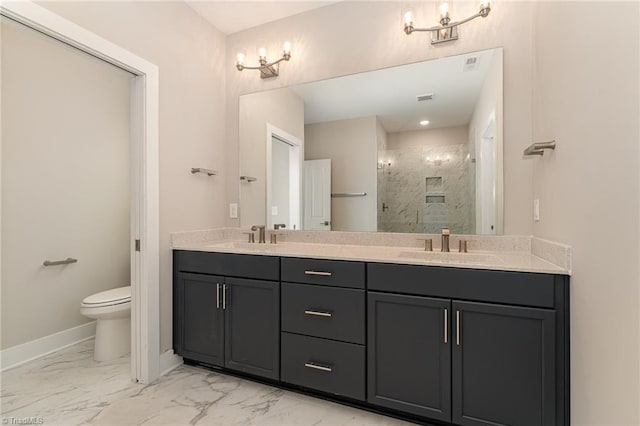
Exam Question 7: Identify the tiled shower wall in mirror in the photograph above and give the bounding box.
[377,126,475,234]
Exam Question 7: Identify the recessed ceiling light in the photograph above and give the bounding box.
[420,120,430,126]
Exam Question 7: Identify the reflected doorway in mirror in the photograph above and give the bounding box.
[266,124,302,231]
[303,159,331,231]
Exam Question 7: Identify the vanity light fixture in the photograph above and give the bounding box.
[404,1,491,45]
[377,160,392,170]
[236,42,292,79]
[420,120,430,126]
[426,154,452,165]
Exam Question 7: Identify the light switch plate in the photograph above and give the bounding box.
[533,199,540,222]
[229,203,238,219]
[271,206,278,215]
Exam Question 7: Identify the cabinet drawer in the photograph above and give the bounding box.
[281,332,365,401]
[175,250,279,281]
[281,258,365,289]
[281,283,364,344]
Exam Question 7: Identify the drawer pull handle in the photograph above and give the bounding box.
[304,362,332,372]
[444,308,448,344]
[304,310,332,318]
[456,310,461,346]
[223,284,228,310]
[304,270,332,276]
[216,283,221,309]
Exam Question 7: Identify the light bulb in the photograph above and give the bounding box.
[439,2,449,19]
[258,47,267,58]
[420,120,430,126]
[404,11,413,26]
[236,52,245,66]
[479,0,491,16]
[283,41,291,55]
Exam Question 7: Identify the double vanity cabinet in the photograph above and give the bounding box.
[173,249,569,426]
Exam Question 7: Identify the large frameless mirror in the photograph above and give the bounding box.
[239,48,503,234]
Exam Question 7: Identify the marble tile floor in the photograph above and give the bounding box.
[1,340,410,425]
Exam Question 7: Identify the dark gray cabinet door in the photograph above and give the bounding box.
[368,292,451,421]
[176,272,224,366]
[224,277,280,380]
[452,301,556,426]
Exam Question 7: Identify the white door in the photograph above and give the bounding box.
[304,159,331,231]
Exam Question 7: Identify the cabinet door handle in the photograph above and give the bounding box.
[304,362,332,372]
[456,310,461,346]
[304,270,332,276]
[222,284,227,310]
[216,283,220,309]
[304,310,332,317]
[444,308,448,344]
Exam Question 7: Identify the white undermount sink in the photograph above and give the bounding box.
[206,241,282,251]
[397,249,500,264]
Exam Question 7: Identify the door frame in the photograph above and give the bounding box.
[265,123,302,230]
[0,1,160,384]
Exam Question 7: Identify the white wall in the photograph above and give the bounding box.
[38,1,227,352]
[1,18,131,349]
[376,117,387,151]
[387,126,469,149]
[532,2,640,424]
[305,117,378,232]
[238,88,304,226]
[225,1,535,237]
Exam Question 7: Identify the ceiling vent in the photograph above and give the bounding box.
[416,93,434,102]
[463,56,479,72]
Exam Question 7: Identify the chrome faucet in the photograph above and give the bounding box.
[274,224,286,230]
[441,227,450,252]
[251,225,266,243]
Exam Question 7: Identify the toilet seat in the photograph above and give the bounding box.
[80,286,131,361]
[81,286,131,308]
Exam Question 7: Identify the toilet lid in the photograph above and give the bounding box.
[82,286,131,307]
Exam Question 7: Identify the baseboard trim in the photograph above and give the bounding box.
[1,321,96,371]
[159,349,182,376]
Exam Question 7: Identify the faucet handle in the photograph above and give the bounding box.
[251,224,266,243]
[458,240,468,253]
[242,232,255,243]
[416,238,433,251]
[270,233,283,244]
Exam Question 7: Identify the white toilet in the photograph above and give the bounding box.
[80,286,131,362]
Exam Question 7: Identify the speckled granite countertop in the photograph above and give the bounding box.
[171,228,571,275]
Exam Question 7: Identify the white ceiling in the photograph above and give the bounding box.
[185,1,337,35]
[290,49,497,133]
